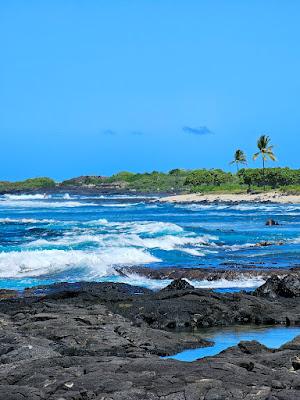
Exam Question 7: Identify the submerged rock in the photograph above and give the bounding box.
[265,218,279,226]
[254,241,284,247]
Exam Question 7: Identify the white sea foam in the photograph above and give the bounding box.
[291,237,300,244]
[83,220,185,236]
[224,243,258,251]
[129,221,184,235]
[86,218,109,225]
[0,218,56,224]
[0,248,160,278]
[25,231,214,255]
[3,194,51,200]
[116,274,265,290]
[101,203,142,207]
[175,204,228,211]
[24,216,218,256]
[185,277,265,289]
[180,248,205,256]
[0,200,97,208]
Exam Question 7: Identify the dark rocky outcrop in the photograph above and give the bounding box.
[107,277,300,330]
[254,274,300,299]
[162,278,195,291]
[0,279,299,399]
[266,218,279,226]
[121,265,294,282]
[254,240,284,247]
[0,289,19,300]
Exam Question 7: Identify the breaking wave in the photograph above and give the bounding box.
[113,274,265,290]
[0,218,56,224]
[0,193,299,289]
[3,194,51,200]
[0,248,160,278]
[0,200,97,208]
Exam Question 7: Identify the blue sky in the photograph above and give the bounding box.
[1,1,300,181]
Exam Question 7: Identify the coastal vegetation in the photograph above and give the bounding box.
[0,177,56,193]
[1,136,299,195]
[230,149,247,172]
[253,135,276,168]
[1,168,300,194]
[253,135,276,190]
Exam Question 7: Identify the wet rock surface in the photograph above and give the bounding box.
[162,278,195,291]
[254,274,300,299]
[121,265,294,282]
[0,279,299,399]
[266,218,280,226]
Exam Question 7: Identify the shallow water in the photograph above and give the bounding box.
[163,325,300,362]
[0,193,299,290]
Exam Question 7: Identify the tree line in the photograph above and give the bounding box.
[1,135,299,193]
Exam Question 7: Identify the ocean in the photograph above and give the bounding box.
[0,193,299,291]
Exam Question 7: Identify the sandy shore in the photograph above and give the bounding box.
[159,191,300,204]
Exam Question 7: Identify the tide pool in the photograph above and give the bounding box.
[163,325,300,362]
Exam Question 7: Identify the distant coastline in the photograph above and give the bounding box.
[159,191,300,204]
[2,167,300,198]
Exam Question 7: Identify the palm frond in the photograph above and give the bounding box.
[254,134,276,164]
[267,153,276,161]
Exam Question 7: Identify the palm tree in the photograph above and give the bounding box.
[253,135,276,190]
[230,149,247,172]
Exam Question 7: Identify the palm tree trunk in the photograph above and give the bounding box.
[263,158,265,191]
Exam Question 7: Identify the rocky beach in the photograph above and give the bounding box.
[0,275,300,399]
[0,192,299,399]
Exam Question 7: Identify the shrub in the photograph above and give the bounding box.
[185,169,234,187]
[238,168,300,189]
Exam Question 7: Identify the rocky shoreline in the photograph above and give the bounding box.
[158,192,300,204]
[119,265,299,283]
[0,275,300,399]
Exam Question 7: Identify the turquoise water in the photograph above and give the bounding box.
[163,325,300,362]
[0,193,299,290]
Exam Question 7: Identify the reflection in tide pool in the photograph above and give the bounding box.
[164,325,300,362]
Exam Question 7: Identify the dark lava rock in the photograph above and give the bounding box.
[266,218,279,226]
[24,281,152,299]
[112,275,300,329]
[254,241,284,247]
[254,275,282,299]
[238,340,272,354]
[0,280,299,399]
[162,278,195,291]
[121,265,291,282]
[292,356,300,370]
[254,274,300,298]
[0,289,18,300]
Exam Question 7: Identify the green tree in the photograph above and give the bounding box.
[230,149,247,172]
[253,135,276,190]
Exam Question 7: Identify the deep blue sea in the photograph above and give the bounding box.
[0,193,299,290]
